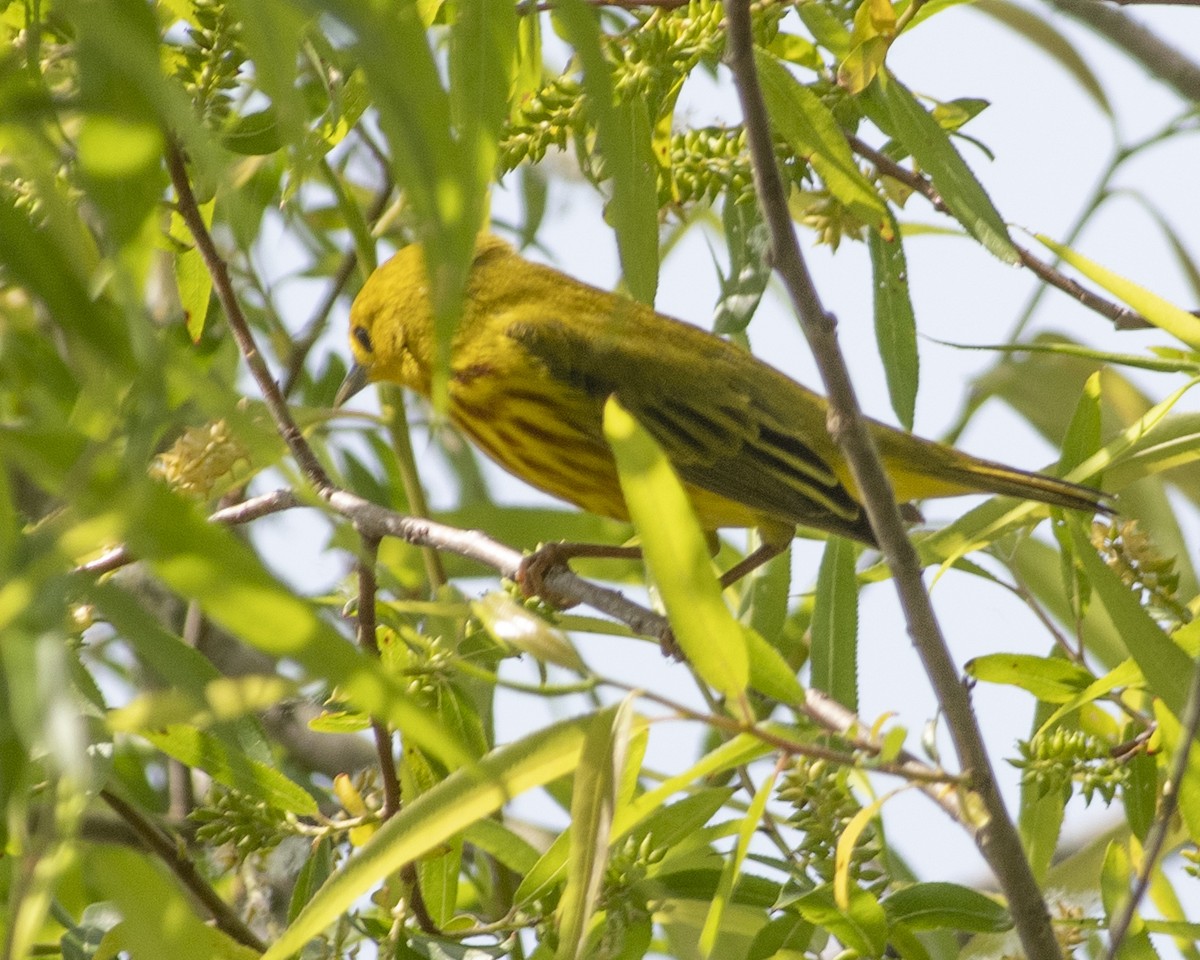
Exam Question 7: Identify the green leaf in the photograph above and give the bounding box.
[220,109,283,156]
[861,74,1018,263]
[700,765,779,957]
[262,713,592,960]
[868,216,917,429]
[556,0,659,304]
[794,885,889,957]
[449,0,517,207]
[1035,233,1200,351]
[754,50,889,235]
[1069,522,1193,721]
[140,726,316,815]
[882,882,1013,932]
[1100,841,1159,960]
[85,847,259,960]
[1122,749,1158,842]
[556,703,631,960]
[115,481,470,768]
[811,537,859,710]
[714,199,771,335]
[227,0,307,146]
[1153,702,1200,844]
[473,592,586,671]
[1019,703,1068,884]
[966,653,1095,703]
[603,398,749,701]
[744,626,805,704]
[170,201,215,341]
[464,818,542,875]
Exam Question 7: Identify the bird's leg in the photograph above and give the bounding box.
[718,538,789,588]
[516,541,644,608]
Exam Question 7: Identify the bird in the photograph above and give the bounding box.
[336,234,1111,585]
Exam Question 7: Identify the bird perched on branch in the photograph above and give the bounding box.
[336,235,1111,584]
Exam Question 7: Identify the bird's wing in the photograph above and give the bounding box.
[507,317,871,540]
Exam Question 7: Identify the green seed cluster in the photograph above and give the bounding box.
[191,788,291,862]
[173,0,244,127]
[1012,729,1129,805]
[778,757,885,891]
[1091,519,1188,628]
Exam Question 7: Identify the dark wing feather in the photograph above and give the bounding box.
[508,317,874,543]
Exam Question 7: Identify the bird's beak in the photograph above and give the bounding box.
[334,361,371,407]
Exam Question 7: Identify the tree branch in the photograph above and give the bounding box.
[722,4,1061,957]
[100,788,266,952]
[166,141,333,493]
[845,133,1150,332]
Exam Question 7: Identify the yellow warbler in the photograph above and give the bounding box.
[337,235,1109,578]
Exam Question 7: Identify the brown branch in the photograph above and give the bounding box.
[100,788,266,952]
[353,535,401,821]
[76,489,300,576]
[845,133,1151,332]
[723,3,1061,958]
[165,141,333,493]
[352,534,439,936]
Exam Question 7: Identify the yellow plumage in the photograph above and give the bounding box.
[337,235,1110,560]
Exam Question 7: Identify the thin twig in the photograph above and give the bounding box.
[1105,654,1200,958]
[99,788,266,952]
[723,3,1061,958]
[353,535,440,936]
[845,133,1150,332]
[354,535,401,820]
[166,141,333,493]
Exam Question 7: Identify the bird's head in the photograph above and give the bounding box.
[335,235,516,407]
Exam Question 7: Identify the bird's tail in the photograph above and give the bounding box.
[878,432,1114,514]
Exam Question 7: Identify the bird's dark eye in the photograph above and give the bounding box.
[353,326,373,353]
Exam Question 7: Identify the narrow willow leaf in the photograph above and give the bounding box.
[120,481,470,768]
[1035,659,1142,736]
[603,397,750,701]
[86,847,258,960]
[556,0,659,305]
[1101,841,1159,960]
[754,50,889,235]
[1020,702,1068,884]
[140,726,316,815]
[861,74,1018,263]
[263,714,592,960]
[1153,702,1200,843]
[170,201,214,341]
[1122,750,1158,842]
[1069,522,1192,720]
[556,702,630,960]
[227,0,306,143]
[868,216,918,429]
[1035,234,1200,351]
[835,793,888,909]
[882,882,1013,932]
[795,884,889,957]
[811,537,860,711]
[966,653,1094,703]
[700,766,779,957]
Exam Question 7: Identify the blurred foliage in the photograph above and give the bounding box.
[2,0,1200,958]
